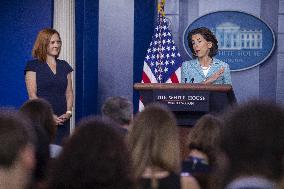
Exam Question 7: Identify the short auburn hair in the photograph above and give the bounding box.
[32,28,61,62]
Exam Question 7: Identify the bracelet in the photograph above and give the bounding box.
[66,110,72,116]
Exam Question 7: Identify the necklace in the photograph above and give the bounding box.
[201,65,210,70]
[200,58,212,70]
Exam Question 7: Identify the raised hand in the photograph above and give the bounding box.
[202,67,224,84]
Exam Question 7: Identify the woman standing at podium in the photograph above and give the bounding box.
[181,27,232,84]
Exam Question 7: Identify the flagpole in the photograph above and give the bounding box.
[158,0,165,17]
[157,0,166,83]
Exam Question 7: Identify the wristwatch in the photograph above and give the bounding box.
[66,110,72,117]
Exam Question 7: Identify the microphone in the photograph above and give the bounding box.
[184,78,187,83]
[190,78,194,83]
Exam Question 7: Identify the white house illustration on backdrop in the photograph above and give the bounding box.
[212,22,263,50]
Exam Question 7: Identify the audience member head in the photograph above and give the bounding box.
[19,99,54,186]
[220,100,284,186]
[128,103,180,180]
[187,114,223,167]
[19,98,56,143]
[184,114,223,189]
[47,116,135,189]
[101,96,133,129]
[0,109,35,189]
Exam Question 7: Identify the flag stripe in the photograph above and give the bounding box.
[142,71,151,83]
[170,72,179,83]
[142,62,158,83]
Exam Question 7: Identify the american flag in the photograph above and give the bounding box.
[142,15,182,83]
[139,13,183,109]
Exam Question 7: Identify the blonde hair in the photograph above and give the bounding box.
[128,103,180,180]
[32,28,61,62]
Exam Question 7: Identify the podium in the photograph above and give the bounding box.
[134,83,236,126]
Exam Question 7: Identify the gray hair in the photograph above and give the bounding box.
[101,96,133,125]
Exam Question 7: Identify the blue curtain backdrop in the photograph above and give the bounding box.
[75,0,99,122]
[0,0,53,108]
[133,0,156,112]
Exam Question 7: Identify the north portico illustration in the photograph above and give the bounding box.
[212,22,262,50]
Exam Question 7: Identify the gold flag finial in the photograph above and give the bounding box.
[158,0,165,16]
